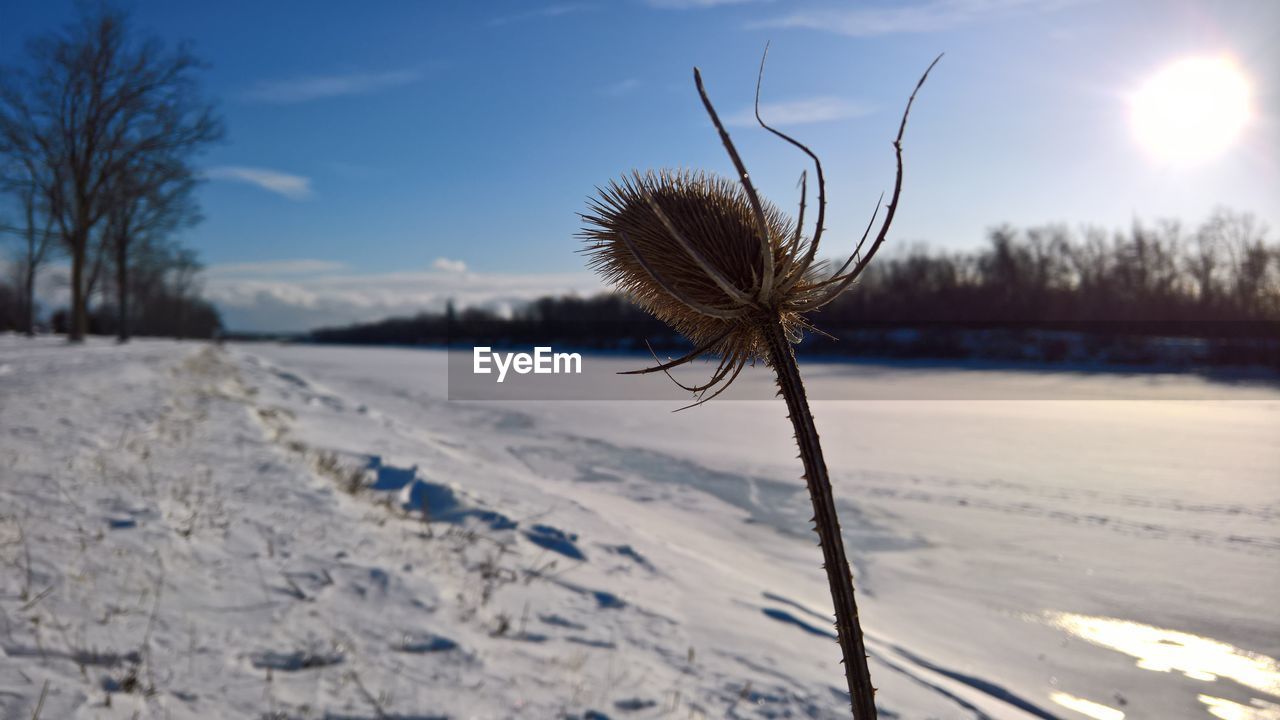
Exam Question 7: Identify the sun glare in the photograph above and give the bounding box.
[1129,55,1253,166]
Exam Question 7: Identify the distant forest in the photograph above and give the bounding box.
[312,209,1280,368]
[0,232,223,339]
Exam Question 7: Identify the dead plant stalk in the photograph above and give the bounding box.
[581,47,942,719]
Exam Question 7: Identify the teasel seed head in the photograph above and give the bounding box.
[581,169,822,358]
[580,51,941,407]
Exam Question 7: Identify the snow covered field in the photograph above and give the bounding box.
[1,337,1277,719]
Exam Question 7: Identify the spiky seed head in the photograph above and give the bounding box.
[580,169,822,361]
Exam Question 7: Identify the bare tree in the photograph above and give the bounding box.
[103,154,200,341]
[1205,209,1276,319]
[1189,221,1224,311]
[167,246,203,340]
[0,5,222,341]
[0,163,58,335]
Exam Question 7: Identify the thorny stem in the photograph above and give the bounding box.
[31,679,49,720]
[762,319,877,719]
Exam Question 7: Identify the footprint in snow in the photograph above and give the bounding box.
[249,649,344,671]
[524,524,585,560]
[539,613,586,630]
[601,543,655,572]
[397,632,458,653]
[613,697,658,712]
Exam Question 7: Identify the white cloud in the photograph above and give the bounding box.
[726,96,874,127]
[243,69,421,104]
[203,265,604,333]
[206,259,347,276]
[205,166,312,200]
[754,0,1088,36]
[431,257,468,273]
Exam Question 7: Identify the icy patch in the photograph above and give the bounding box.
[1050,691,1126,720]
[1047,611,1280,695]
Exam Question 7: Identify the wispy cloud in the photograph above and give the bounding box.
[648,0,767,8]
[727,96,874,126]
[243,69,421,104]
[600,78,641,98]
[203,262,602,332]
[205,166,313,200]
[754,0,1087,36]
[489,3,594,26]
[206,259,347,276]
[8,255,604,333]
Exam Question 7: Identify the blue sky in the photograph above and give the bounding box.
[2,0,1278,331]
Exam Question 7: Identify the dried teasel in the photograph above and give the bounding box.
[580,48,941,719]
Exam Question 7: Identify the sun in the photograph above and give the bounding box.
[1129,55,1253,166]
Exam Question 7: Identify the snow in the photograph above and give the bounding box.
[1,336,1277,719]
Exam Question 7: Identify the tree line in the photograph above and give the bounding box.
[312,209,1279,367]
[830,208,1278,326]
[0,6,223,340]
